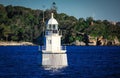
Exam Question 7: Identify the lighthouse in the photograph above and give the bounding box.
[42,13,68,68]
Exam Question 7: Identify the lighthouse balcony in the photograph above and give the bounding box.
[45,30,62,36]
[42,46,66,53]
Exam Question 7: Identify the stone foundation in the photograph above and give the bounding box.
[42,53,68,68]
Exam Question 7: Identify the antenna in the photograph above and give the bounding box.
[42,5,45,23]
[92,12,96,20]
[42,5,46,45]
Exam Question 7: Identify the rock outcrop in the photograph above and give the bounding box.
[95,36,120,46]
[114,36,120,45]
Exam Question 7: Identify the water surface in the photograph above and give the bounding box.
[0,46,120,78]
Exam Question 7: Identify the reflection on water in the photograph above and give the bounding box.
[41,66,68,77]
[42,66,67,71]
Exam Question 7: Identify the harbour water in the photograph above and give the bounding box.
[0,46,120,78]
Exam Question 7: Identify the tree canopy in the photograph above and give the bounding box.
[0,4,120,45]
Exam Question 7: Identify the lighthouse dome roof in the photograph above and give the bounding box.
[47,13,58,25]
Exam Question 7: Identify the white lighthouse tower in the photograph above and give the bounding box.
[42,13,68,68]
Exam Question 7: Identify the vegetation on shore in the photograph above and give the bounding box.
[0,4,120,45]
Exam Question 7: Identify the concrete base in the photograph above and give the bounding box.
[42,53,68,68]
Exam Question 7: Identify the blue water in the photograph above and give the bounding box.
[0,46,120,78]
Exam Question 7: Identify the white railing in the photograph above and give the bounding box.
[42,46,66,51]
[42,46,46,50]
[61,46,66,50]
[45,30,62,36]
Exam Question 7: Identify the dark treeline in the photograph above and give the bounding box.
[0,4,120,45]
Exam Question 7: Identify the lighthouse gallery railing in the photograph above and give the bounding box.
[45,30,62,36]
[42,46,66,51]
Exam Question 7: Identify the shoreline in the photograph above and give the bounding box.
[0,41,35,46]
[0,41,120,46]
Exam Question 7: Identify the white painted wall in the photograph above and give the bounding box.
[45,34,62,53]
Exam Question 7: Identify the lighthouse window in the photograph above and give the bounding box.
[53,25,56,30]
[49,40,51,44]
[49,25,51,30]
